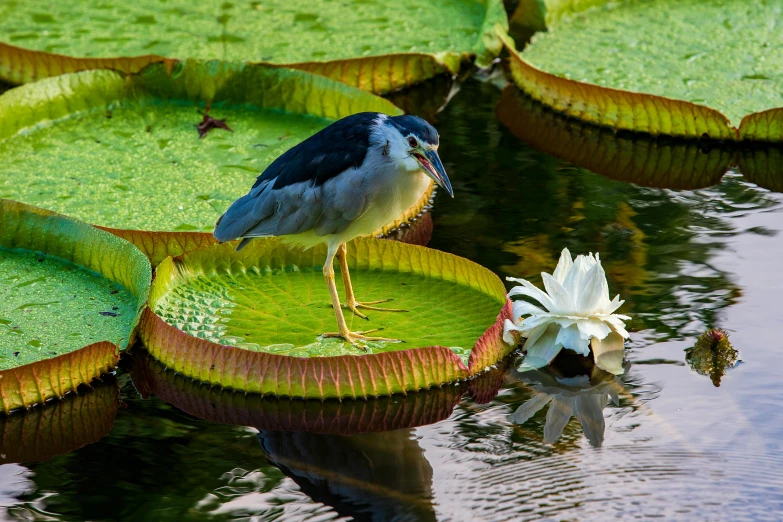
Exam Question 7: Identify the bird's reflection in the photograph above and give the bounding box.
[128,348,515,522]
[508,352,624,448]
[258,429,436,522]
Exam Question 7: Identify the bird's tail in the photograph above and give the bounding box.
[213,191,260,243]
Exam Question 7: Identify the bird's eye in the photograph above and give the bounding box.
[408,136,418,148]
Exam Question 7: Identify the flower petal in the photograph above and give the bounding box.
[503,319,524,345]
[511,300,547,318]
[556,323,591,355]
[563,255,589,301]
[604,295,625,314]
[551,317,577,330]
[523,323,563,368]
[592,332,626,375]
[541,273,575,314]
[507,279,555,311]
[552,248,573,284]
[520,314,556,331]
[510,393,552,425]
[603,316,630,339]
[576,319,612,341]
[577,261,610,314]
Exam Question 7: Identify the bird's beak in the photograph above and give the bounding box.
[414,149,454,198]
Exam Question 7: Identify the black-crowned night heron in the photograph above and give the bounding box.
[214,112,453,347]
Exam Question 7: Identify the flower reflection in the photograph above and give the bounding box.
[509,353,623,447]
[504,248,630,374]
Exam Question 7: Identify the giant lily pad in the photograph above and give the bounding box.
[0,200,150,412]
[139,236,513,398]
[0,61,414,265]
[506,0,783,141]
[0,0,508,94]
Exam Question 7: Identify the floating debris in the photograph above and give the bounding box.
[685,329,738,387]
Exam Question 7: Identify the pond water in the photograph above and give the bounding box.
[2,74,783,521]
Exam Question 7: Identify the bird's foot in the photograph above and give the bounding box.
[321,328,403,350]
[340,299,409,320]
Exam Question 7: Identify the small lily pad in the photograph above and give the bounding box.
[139,236,513,398]
[0,200,150,412]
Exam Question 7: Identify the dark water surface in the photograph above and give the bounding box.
[2,75,783,521]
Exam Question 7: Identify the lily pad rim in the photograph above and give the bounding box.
[503,35,740,141]
[139,236,514,398]
[0,0,509,89]
[505,1,783,142]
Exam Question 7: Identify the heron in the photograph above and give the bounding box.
[214,112,453,347]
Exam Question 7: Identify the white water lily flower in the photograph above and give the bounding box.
[503,248,630,374]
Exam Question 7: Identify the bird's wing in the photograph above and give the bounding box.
[244,169,371,238]
[214,112,381,242]
[313,169,369,236]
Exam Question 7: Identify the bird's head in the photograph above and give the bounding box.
[380,115,454,197]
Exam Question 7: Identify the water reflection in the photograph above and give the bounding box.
[385,73,457,124]
[128,349,464,435]
[126,349,511,521]
[1,72,783,519]
[258,430,436,522]
[0,378,118,464]
[431,78,758,345]
[508,352,624,447]
[739,145,783,192]
[496,85,734,190]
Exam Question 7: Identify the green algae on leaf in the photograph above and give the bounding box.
[0,250,137,370]
[519,0,783,128]
[0,200,151,412]
[0,62,403,264]
[139,236,513,398]
[0,0,508,92]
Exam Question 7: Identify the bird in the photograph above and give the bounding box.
[214,112,453,348]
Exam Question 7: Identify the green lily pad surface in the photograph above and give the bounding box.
[0,62,401,263]
[0,0,490,64]
[140,237,512,398]
[0,249,137,370]
[522,0,783,126]
[1,102,325,233]
[0,200,150,411]
[154,260,500,362]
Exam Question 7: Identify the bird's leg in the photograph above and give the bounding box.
[322,243,401,348]
[335,243,408,320]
